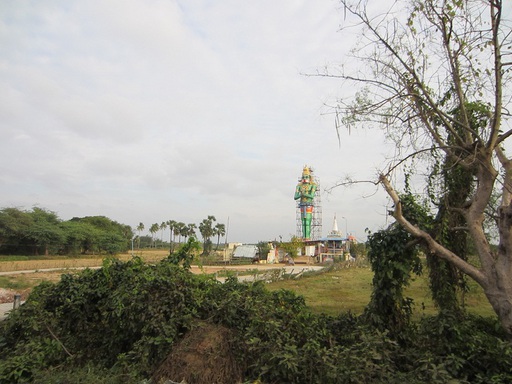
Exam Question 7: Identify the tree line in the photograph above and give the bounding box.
[135,215,226,255]
[0,207,226,256]
[0,207,132,256]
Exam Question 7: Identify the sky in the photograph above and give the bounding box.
[0,0,396,244]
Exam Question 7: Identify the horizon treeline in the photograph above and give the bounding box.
[0,207,133,256]
[0,207,227,257]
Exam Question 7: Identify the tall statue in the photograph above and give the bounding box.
[294,166,317,239]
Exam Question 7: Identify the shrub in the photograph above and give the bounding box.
[2,257,512,383]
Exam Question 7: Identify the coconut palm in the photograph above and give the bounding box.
[159,221,167,248]
[149,223,159,248]
[136,222,144,249]
[167,220,177,253]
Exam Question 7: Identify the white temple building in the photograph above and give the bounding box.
[316,214,351,262]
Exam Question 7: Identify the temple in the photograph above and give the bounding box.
[316,214,352,262]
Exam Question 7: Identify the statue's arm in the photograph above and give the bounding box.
[294,185,301,200]
[303,184,316,199]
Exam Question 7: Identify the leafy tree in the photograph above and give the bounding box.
[137,235,153,249]
[70,216,131,254]
[256,241,271,260]
[60,221,95,255]
[350,242,366,259]
[167,237,201,269]
[426,102,491,312]
[25,208,65,256]
[279,236,304,259]
[0,207,33,253]
[82,226,103,255]
[364,193,427,333]
[330,0,512,336]
[98,232,125,255]
[0,208,132,256]
[0,207,65,255]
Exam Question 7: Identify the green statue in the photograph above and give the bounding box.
[294,166,317,239]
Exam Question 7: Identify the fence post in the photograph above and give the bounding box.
[13,294,21,310]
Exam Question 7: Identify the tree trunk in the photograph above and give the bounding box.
[484,265,512,337]
[380,174,512,337]
[484,204,512,337]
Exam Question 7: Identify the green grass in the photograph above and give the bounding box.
[267,263,496,320]
[0,255,91,261]
[0,257,497,321]
[0,255,31,262]
[267,266,373,315]
[0,276,35,290]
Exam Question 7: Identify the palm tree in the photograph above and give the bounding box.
[184,223,197,242]
[149,223,159,248]
[159,221,167,248]
[199,215,216,255]
[213,223,226,250]
[167,220,176,253]
[175,222,186,247]
[136,222,144,249]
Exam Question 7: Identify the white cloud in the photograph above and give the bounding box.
[0,0,392,243]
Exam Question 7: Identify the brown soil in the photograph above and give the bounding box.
[151,321,243,384]
[0,270,76,303]
[0,288,31,303]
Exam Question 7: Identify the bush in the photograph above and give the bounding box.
[1,257,512,383]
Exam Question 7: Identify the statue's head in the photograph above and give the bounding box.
[302,166,312,182]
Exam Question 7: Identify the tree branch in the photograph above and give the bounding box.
[379,173,487,286]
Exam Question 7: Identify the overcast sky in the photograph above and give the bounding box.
[0,0,395,244]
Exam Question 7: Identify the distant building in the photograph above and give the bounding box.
[316,214,344,261]
[347,234,357,244]
[232,244,258,259]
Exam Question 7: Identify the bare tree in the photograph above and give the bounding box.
[328,0,512,335]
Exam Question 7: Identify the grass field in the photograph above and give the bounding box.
[266,263,496,320]
[0,251,496,320]
[0,249,169,273]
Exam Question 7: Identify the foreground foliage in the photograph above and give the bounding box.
[1,257,511,383]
